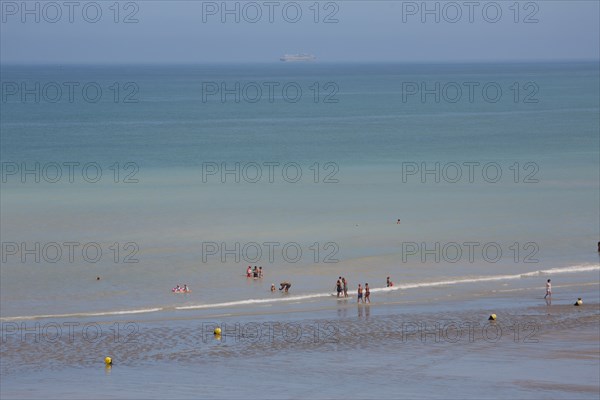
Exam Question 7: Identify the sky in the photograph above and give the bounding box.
[1,0,599,63]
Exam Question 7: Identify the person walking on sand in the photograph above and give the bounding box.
[365,283,371,303]
[357,284,363,303]
[544,279,552,299]
[342,277,348,298]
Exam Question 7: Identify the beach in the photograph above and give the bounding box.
[1,62,599,398]
[2,280,599,399]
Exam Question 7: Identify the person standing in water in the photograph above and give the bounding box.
[336,277,342,298]
[544,279,552,299]
[364,283,371,303]
[342,277,348,298]
[246,266,252,278]
[386,277,393,287]
[357,284,363,303]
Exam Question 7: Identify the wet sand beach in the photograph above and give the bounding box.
[2,283,598,399]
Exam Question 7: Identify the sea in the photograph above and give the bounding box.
[1,62,599,398]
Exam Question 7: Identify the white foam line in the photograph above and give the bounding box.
[371,264,600,293]
[0,308,163,322]
[176,293,330,310]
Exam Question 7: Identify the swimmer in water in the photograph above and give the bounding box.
[183,284,189,292]
[279,281,291,292]
[271,283,276,292]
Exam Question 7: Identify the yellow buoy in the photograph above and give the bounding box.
[488,314,497,321]
[214,327,222,335]
[574,298,583,306]
[104,356,112,365]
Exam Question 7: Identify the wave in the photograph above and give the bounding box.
[372,264,600,293]
[0,308,163,322]
[175,293,331,310]
[2,264,597,321]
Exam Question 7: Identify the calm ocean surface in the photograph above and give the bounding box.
[1,62,599,398]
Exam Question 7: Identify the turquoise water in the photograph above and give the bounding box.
[1,62,599,398]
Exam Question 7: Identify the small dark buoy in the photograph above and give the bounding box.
[96,276,100,281]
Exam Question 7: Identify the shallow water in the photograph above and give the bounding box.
[1,62,599,398]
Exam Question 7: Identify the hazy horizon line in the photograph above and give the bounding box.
[1,58,599,67]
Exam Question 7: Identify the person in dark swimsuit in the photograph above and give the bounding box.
[357,284,363,303]
[336,278,342,297]
[279,281,291,292]
[365,283,370,303]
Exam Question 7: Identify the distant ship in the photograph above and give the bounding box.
[280,53,316,62]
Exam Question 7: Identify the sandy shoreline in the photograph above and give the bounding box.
[2,282,598,399]
[2,298,598,372]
